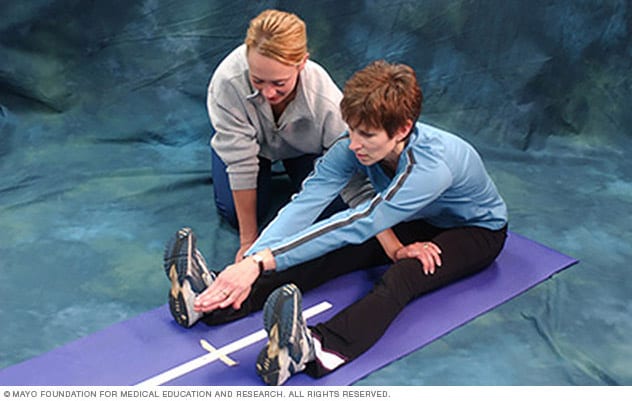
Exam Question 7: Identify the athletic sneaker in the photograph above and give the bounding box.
[256,283,315,386]
[163,227,215,328]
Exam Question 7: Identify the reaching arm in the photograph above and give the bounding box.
[255,144,454,271]
[232,189,259,263]
[207,80,262,262]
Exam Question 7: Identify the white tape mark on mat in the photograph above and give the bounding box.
[136,301,332,386]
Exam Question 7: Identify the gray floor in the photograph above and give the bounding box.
[1,0,631,385]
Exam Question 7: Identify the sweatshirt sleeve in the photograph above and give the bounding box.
[208,79,260,190]
[246,138,359,257]
[249,147,454,270]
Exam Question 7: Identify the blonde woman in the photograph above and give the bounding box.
[207,9,359,263]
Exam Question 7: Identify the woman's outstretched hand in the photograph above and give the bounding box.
[193,257,259,312]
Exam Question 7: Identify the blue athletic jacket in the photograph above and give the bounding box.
[247,122,508,271]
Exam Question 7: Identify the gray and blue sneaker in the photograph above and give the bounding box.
[163,227,215,328]
[256,283,315,386]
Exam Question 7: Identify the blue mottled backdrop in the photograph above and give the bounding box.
[1,0,630,385]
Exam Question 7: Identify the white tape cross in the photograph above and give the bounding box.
[199,339,238,367]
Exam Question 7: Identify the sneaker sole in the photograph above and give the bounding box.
[256,337,292,386]
[257,284,303,385]
[163,227,193,281]
[263,283,302,348]
[163,227,198,328]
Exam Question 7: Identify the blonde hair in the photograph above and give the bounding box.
[341,60,423,137]
[245,9,307,66]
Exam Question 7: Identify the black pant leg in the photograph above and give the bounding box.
[201,236,390,325]
[307,224,507,377]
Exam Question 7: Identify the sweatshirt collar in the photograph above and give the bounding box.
[245,70,312,127]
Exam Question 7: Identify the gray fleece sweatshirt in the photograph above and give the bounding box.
[207,44,347,191]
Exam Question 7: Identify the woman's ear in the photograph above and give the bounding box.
[395,119,414,142]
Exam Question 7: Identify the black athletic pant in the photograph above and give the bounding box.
[202,219,507,377]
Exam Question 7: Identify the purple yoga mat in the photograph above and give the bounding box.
[0,232,577,386]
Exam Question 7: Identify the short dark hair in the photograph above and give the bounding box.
[340,60,423,137]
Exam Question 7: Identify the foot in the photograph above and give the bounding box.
[256,283,315,385]
[163,227,215,328]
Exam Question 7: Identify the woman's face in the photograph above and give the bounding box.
[347,122,411,166]
[247,49,305,106]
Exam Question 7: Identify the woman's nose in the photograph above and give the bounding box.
[261,85,276,99]
[348,135,361,151]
